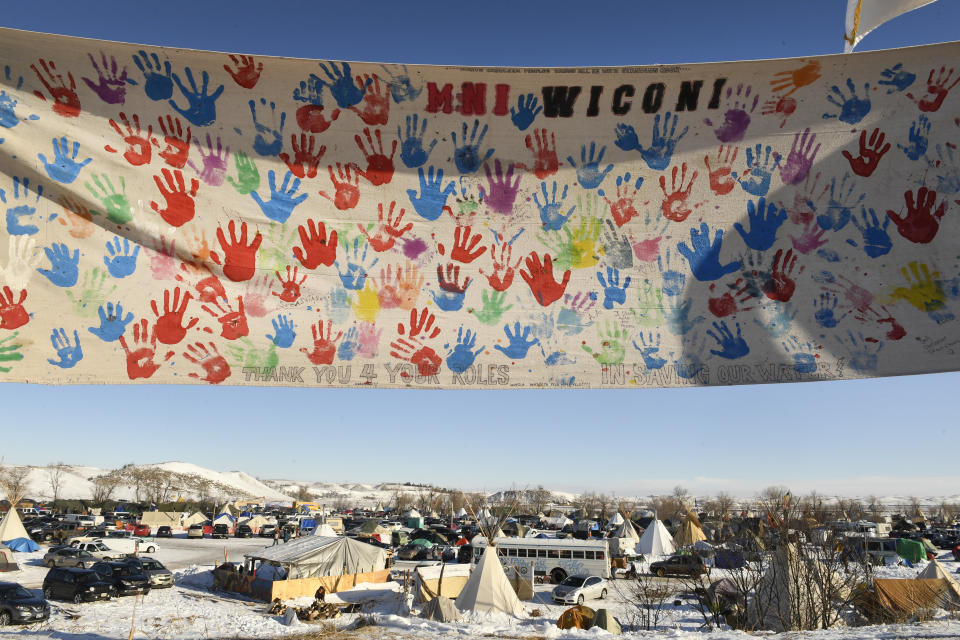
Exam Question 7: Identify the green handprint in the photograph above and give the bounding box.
[631,279,665,327]
[256,223,299,273]
[537,227,576,272]
[0,332,24,373]
[568,215,602,269]
[226,337,279,370]
[471,289,513,325]
[581,320,626,365]
[65,268,118,317]
[227,151,261,195]
[577,190,607,219]
[85,174,133,224]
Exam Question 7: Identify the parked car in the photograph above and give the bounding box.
[42,567,116,603]
[73,541,122,561]
[156,526,173,538]
[649,554,707,578]
[122,557,173,589]
[212,524,230,539]
[259,524,277,538]
[187,524,206,539]
[91,562,151,597]
[126,524,151,537]
[42,547,98,569]
[101,532,158,554]
[396,544,430,561]
[235,525,253,538]
[67,530,110,546]
[0,582,49,625]
[552,575,609,605]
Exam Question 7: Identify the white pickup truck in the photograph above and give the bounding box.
[73,540,123,561]
[100,530,158,554]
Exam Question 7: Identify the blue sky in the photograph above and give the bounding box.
[1,0,958,497]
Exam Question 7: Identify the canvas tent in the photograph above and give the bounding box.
[592,609,622,635]
[545,515,573,529]
[897,538,926,564]
[415,563,472,603]
[183,512,207,528]
[637,519,676,556]
[358,519,390,540]
[609,519,640,555]
[245,535,386,580]
[239,515,271,533]
[0,509,30,544]
[557,605,594,629]
[918,560,960,600]
[421,596,460,622]
[140,511,184,529]
[0,544,19,572]
[872,578,957,619]
[455,508,468,518]
[607,513,625,527]
[674,513,707,547]
[750,543,833,632]
[455,545,525,616]
[313,523,337,537]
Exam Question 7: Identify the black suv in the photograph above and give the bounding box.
[649,554,708,578]
[212,523,230,539]
[235,524,253,538]
[91,561,151,596]
[42,567,115,603]
[156,526,173,538]
[0,582,49,625]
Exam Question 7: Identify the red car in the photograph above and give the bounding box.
[125,524,151,537]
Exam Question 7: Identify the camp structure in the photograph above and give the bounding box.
[218,503,240,517]
[420,595,461,622]
[239,514,271,533]
[0,508,31,545]
[750,543,836,632]
[608,518,641,555]
[557,604,594,629]
[140,511,185,530]
[244,535,386,580]
[607,512,625,528]
[455,507,468,518]
[213,512,236,527]
[896,538,926,564]
[407,509,424,529]
[869,578,959,621]
[674,512,707,547]
[0,544,19,572]
[357,519,390,541]
[182,511,207,528]
[313,523,337,537]
[592,608,622,635]
[637,519,676,556]
[545,514,573,529]
[415,563,472,603]
[918,559,960,600]
[454,544,525,616]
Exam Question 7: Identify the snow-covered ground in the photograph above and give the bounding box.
[3,543,960,639]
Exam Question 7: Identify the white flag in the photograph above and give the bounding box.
[845,0,939,52]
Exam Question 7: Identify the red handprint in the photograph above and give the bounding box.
[856,304,906,341]
[762,249,802,302]
[441,226,487,263]
[0,287,28,330]
[761,95,797,127]
[296,103,340,133]
[151,169,199,227]
[201,296,248,340]
[300,319,342,365]
[223,54,263,89]
[211,220,262,282]
[887,187,948,244]
[150,287,199,345]
[155,115,191,168]
[105,112,155,166]
[352,128,397,186]
[176,261,226,304]
[704,145,738,196]
[908,66,960,113]
[349,74,390,126]
[436,263,471,293]
[31,58,80,118]
[279,133,326,179]
[118,319,171,380]
[708,280,756,317]
[602,173,648,226]
[520,252,570,307]
[399,307,441,339]
[479,235,521,292]
[318,163,361,210]
[293,219,337,269]
[659,162,700,222]
[358,201,412,252]
[522,129,560,179]
[390,337,441,377]
[272,265,306,302]
[184,342,231,384]
[841,128,890,178]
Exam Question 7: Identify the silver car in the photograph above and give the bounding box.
[42,546,97,569]
[551,575,609,605]
[124,557,173,589]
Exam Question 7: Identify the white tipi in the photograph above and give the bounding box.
[637,519,676,556]
[0,508,30,543]
[454,544,525,616]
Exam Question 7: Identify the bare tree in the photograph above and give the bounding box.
[294,485,315,502]
[616,572,674,631]
[529,485,552,514]
[48,462,67,503]
[90,470,124,504]
[0,463,30,505]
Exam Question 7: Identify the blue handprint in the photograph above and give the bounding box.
[335,238,378,290]
[267,314,296,348]
[337,326,361,360]
[814,292,848,328]
[783,336,818,374]
[88,302,133,342]
[658,249,686,297]
[673,334,708,379]
[168,67,224,127]
[129,49,172,100]
[632,332,667,370]
[407,166,456,221]
[37,243,79,287]
[47,328,83,369]
[929,143,960,194]
[103,236,140,279]
[2,176,42,236]
[617,111,688,171]
[665,298,704,336]
[38,136,91,184]
[735,197,787,251]
[0,66,28,129]
[398,114,437,168]
[445,326,484,374]
[899,115,930,161]
[818,174,864,231]
[836,329,882,374]
[707,320,749,359]
[293,73,325,105]
[249,98,286,156]
[823,79,871,124]
[567,142,614,190]
[379,64,422,104]
[494,322,540,359]
[317,61,370,109]
[533,181,575,231]
[879,63,915,94]
[251,170,307,223]
[597,266,631,309]
[451,120,494,174]
[848,207,892,258]
[677,223,741,282]
[510,93,542,131]
[738,144,781,196]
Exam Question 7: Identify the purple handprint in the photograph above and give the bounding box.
[779,128,820,185]
[704,84,758,143]
[483,159,521,215]
[188,134,229,186]
[82,52,127,105]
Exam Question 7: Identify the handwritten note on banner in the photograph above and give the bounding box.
[0,28,958,388]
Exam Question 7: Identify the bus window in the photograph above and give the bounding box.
[507,548,516,557]
[572,550,585,559]
[548,549,558,559]
[516,549,527,558]
[596,551,605,560]
[538,549,548,558]
[559,550,571,559]
[584,551,594,560]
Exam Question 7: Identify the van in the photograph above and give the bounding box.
[63,514,103,528]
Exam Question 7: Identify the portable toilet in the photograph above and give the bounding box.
[407,508,424,529]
